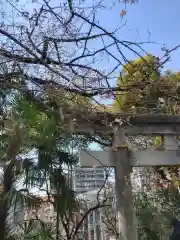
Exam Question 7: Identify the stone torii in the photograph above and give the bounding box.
[73,114,180,240]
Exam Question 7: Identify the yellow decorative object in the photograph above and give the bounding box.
[113,145,128,151]
[171,173,180,188]
[153,136,162,149]
[0,184,4,194]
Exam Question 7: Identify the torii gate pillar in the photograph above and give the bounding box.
[112,124,137,240]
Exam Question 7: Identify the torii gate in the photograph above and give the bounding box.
[72,114,180,240]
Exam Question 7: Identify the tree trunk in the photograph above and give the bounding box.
[0,160,14,240]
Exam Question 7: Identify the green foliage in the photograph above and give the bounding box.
[15,94,90,152]
[114,55,159,112]
[114,54,180,114]
[112,55,180,240]
[114,54,180,188]
[12,220,54,240]
[135,187,180,240]
[0,79,91,239]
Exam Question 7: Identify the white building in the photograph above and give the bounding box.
[77,186,117,240]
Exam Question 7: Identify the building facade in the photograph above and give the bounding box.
[23,189,116,240]
[76,189,116,240]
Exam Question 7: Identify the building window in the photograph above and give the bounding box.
[91,229,94,240]
[90,212,93,224]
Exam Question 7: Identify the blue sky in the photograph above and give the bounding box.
[90,0,180,149]
[96,0,180,71]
